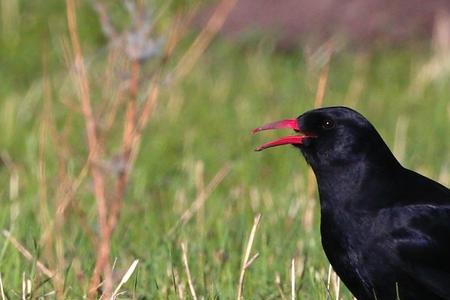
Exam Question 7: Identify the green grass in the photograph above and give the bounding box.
[0,2,449,299]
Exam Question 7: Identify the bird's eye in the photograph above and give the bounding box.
[322,119,335,129]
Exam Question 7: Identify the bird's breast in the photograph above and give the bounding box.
[320,209,374,298]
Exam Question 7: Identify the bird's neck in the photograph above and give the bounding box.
[313,156,402,212]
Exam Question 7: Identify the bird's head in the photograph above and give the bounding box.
[253,106,396,170]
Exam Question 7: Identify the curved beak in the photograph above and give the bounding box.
[252,118,311,151]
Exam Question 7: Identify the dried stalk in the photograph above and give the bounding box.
[0,273,5,300]
[275,273,287,300]
[181,243,198,300]
[106,59,140,236]
[2,230,55,278]
[237,214,261,300]
[291,259,296,300]
[66,0,111,296]
[314,62,329,108]
[173,0,237,81]
[111,259,139,299]
[168,163,231,235]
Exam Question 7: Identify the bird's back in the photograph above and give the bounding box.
[396,167,450,206]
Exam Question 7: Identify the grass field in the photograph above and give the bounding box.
[0,1,449,299]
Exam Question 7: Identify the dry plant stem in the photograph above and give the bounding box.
[38,110,51,255]
[74,1,162,295]
[314,62,329,108]
[237,214,262,300]
[38,118,65,297]
[275,274,287,300]
[327,265,332,291]
[244,253,260,269]
[334,273,341,300]
[107,60,140,233]
[2,230,55,278]
[42,65,68,298]
[123,61,139,156]
[88,29,159,300]
[126,79,160,172]
[173,0,237,81]
[137,77,160,134]
[164,14,188,60]
[101,50,126,129]
[108,70,160,238]
[168,163,231,235]
[291,259,296,300]
[22,273,26,300]
[181,243,198,300]
[111,259,139,299]
[66,0,111,297]
[91,0,117,39]
[0,273,5,300]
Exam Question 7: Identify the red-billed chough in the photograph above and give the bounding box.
[253,106,450,300]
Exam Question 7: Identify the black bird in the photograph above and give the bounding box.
[253,106,450,300]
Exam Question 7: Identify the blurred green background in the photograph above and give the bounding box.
[0,0,449,299]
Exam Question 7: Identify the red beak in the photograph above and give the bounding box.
[252,118,312,151]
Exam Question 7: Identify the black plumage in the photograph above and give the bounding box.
[254,106,450,300]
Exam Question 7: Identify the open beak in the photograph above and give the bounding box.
[252,119,312,151]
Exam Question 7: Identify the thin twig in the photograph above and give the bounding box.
[136,75,160,140]
[2,230,55,278]
[107,71,160,235]
[22,272,25,300]
[106,60,140,236]
[327,264,332,292]
[172,0,237,81]
[169,163,231,235]
[38,89,66,297]
[237,214,262,300]
[334,273,341,300]
[111,259,139,300]
[314,62,329,108]
[291,259,296,300]
[181,243,198,300]
[91,0,118,39]
[244,253,260,269]
[275,273,287,300]
[0,273,6,300]
[66,0,111,297]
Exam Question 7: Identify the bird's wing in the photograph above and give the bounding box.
[380,205,450,298]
